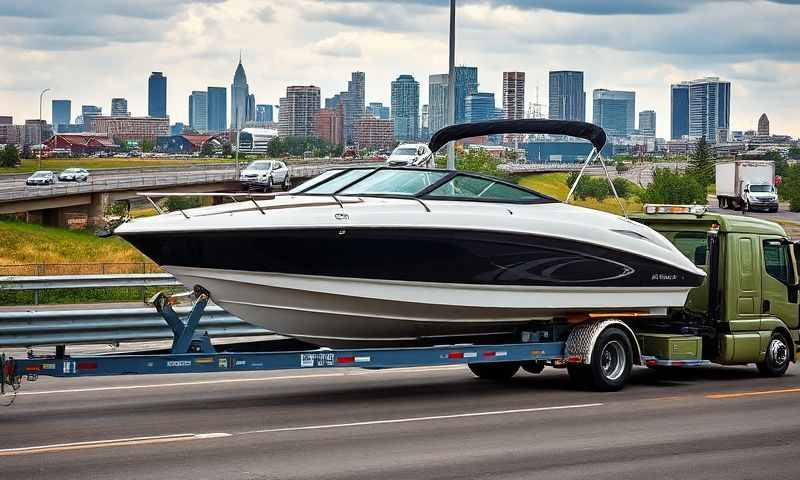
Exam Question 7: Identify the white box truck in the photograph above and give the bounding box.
[715,160,778,212]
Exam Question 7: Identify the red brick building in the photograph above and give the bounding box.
[45,134,117,155]
[316,104,344,145]
[353,118,394,150]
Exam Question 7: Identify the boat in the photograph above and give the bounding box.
[114,120,706,347]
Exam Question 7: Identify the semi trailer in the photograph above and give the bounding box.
[2,205,798,395]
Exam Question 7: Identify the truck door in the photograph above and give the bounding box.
[760,237,799,329]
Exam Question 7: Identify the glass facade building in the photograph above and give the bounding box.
[206,87,227,132]
[391,74,420,141]
[454,66,478,124]
[367,102,390,120]
[428,73,449,135]
[639,110,656,137]
[671,77,730,143]
[256,104,274,123]
[465,92,496,123]
[549,71,585,121]
[189,91,208,132]
[592,89,635,137]
[52,100,71,133]
[148,72,167,118]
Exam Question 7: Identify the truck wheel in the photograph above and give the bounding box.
[587,327,633,391]
[718,197,725,208]
[468,362,520,381]
[757,332,790,377]
[521,361,545,374]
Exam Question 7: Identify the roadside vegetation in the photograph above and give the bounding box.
[519,172,642,215]
[0,157,234,174]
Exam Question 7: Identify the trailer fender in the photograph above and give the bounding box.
[565,320,642,366]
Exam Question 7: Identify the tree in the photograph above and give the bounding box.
[222,143,233,158]
[21,144,32,159]
[201,141,215,157]
[0,144,20,167]
[640,169,707,205]
[140,138,155,153]
[686,136,715,187]
[762,150,788,177]
[788,147,800,160]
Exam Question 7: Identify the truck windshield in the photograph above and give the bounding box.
[749,185,772,192]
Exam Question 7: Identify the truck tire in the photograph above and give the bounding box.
[468,362,520,381]
[757,332,790,377]
[586,327,633,391]
[521,361,545,374]
[718,197,725,209]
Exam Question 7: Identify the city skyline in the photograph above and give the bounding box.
[1,1,799,139]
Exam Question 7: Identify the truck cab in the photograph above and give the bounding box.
[631,206,798,374]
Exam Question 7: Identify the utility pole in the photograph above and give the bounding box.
[446,0,456,170]
[38,88,51,170]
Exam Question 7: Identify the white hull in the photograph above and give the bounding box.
[168,266,686,347]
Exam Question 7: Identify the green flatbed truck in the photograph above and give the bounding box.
[629,207,798,378]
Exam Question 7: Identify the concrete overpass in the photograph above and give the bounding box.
[0,161,372,228]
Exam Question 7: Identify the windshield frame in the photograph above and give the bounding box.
[292,166,558,205]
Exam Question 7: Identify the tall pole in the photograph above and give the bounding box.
[234,128,241,178]
[38,88,51,170]
[446,0,456,170]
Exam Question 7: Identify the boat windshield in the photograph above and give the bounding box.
[425,175,545,202]
[338,170,447,196]
[302,168,375,194]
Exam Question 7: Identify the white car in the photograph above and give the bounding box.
[25,171,56,186]
[239,160,291,191]
[386,143,434,168]
[58,168,90,182]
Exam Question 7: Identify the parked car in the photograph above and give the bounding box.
[239,160,291,191]
[386,143,434,168]
[58,168,90,182]
[25,171,56,186]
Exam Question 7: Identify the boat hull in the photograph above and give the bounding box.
[166,266,694,347]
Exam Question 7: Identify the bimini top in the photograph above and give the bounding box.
[428,119,607,152]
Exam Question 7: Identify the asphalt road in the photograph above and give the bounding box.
[2,362,800,479]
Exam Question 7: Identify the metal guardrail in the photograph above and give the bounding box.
[0,306,269,347]
[0,274,180,291]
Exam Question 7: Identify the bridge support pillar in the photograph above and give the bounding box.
[87,192,110,228]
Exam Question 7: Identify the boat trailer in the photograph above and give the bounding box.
[1,289,709,398]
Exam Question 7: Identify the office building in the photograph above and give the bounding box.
[231,58,251,130]
[353,117,394,150]
[86,115,169,142]
[454,66,478,124]
[316,105,344,145]
[391,74,420,141]
[256,104,274,123]
[188,91,208,132]
[671,77,730,143]
[421,104,430,139]
[592,89,635,137]
[206,87,227,132]
[111,98,129,116]
[465,92,497,123]
[428,73,449,135]
[549,71,585,121]
[0,116,11,125]
[758,113,769,136]
[148,72,167,118]
[503,72,525,121]
[24,119,51,146]
[77,105,102,126]
[367,102,390,120]
[278,85,320,137]
[639,110,656,137]
[343,71,365,144]
[52,100,71,133]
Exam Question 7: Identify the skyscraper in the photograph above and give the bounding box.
[316,106,344,145]
[367,102,390,120]
[639,110,656,137]
[78,105,102,126]
[549,71,585,121]
[278,85,320,137]
[206,87,227,132]
[758,113,770,136]
[592,89,635,137]
[428,73,449,134]
[343,71,365,144]
[111,98,128,116]
[148,72,167,118]
[454,66,478,124]
[256,104,274,123]
[391,74,420,141]
[502,72,525,121]
[52,100,71,132]
[231,58,250,130]
[188,91,208,132]
[465,92,496,123]
[247,94,256,123]
[671,77,730,143]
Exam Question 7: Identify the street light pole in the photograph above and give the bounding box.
[234,128,241,178]
[446,0,456,170]
[38,88,51,170]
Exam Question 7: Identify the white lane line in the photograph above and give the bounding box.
[240,403,604,434]
[0,433,231,457]
[16,365,464,396]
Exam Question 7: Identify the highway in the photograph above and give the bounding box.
[2,362,800,479]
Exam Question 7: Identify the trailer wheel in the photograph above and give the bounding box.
[468,362,520,381]
[587,327,633,391]
[521,361,545,374]
[718,197,725,208]
[757,332,790,377]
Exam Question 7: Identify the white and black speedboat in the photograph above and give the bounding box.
[115,120,705,347]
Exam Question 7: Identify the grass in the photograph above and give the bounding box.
[0,220,150,267]
[0,157,234,174]
[520,173,643,215]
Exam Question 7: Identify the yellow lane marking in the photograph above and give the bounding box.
[0,433,230,457]
[707,387,800,399]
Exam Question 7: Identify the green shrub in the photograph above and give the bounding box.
[640,169,706,205]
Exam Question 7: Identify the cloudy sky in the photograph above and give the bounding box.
[1,0,798,139]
